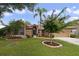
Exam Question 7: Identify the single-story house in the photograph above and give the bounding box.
[17,24,79,37]
[0,22,79,38]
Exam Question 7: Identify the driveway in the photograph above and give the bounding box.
[54,37,79,45]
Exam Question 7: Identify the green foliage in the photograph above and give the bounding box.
[25,21,31,25]
[0,3,36,17]
[0,28,6,37]
[66,20,79,26]
[43,19,63,33]
[70,34,79,38]
[7,20,24,34]
[0,37,6,40]
[43,7,70,33]
[70,34,77,38]
[0,3,37,26]
[0,19,31,36]
[34,7,47,23]
[7,19,30,35]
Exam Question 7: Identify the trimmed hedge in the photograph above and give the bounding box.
[0,28,6,37]
[0,37,6,40]
[70,34,79,38]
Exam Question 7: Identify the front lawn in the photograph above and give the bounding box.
[0,38,79,56]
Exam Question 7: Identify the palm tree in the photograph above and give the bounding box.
[34,7,47,36]
[42,7,70,39]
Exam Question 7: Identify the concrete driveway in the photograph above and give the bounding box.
[54,37,79,45]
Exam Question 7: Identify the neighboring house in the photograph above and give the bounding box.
[54,26,77,37]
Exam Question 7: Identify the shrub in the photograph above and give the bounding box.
[0,37,6,40]
[70,34,77,38]
[0,28,6,37]
[75,35,79,38]
[51,34,54,38]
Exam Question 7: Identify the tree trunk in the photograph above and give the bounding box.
[24,24,26,38]
[49,33,54,44]
[49,33,52,44]
[39,15,42,37]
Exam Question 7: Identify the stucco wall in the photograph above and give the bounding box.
[54,29,71,37]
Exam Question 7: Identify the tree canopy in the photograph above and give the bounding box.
[6,19,30,35]
[0,3,37,25]
[43,7,70,33]
[34,7,47,24]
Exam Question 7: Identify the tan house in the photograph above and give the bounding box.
[4,22,78,38]
[54,26,77,37]
[22,24,78,37]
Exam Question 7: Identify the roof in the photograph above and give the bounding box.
[66,26,77,29]
[26,24,38,29]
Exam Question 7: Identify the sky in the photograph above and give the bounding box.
[1,3,79,28]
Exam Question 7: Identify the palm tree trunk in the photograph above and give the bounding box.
[24,24,26,38]
[49,33,53,44]
[39,14,42,37]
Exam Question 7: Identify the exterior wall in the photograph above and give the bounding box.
[39,28,72,37]
[26,29,33,37]
[54,29,72,37]
[40,29,72,37]
[18,28,24,35]
[18,25,77,37]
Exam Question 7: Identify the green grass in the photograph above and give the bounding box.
[0,38,79,56]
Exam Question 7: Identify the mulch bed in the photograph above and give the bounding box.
[44,41,59,46]
[42,39,62,48]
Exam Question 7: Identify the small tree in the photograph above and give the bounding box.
[42,7,70,40]
[6,19,30,36]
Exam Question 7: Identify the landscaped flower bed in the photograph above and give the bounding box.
[42,39,63,48]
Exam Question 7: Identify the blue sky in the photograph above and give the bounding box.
[2,3,79,25]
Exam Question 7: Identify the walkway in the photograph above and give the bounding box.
[54,37,79,45]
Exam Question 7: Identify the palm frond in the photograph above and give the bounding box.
[55,7,67,20]
[33,13,38,18]
[59,15,70,21]
[51,10,55,18]
[0,20,7,26]
[43,14,46,19]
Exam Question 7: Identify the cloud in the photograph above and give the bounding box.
[27,10,33,14]
[65,7,79,15]
[47,10,53,15]
[47,9,60,15]
[54,9,60,14]
[65,16,79,23]
[65,6,79,15]
[66,8,72,13]
[47,7,77,16]
[68,16,79,21]
[72,6,76,9]
[73,9,79,15]
[14,9,26,14]
[0,25,5,29]
[3,12,13,16]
